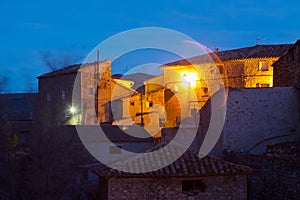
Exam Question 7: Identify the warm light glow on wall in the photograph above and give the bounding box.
[181,72,198,87]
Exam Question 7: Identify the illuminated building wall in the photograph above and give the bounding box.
[222,58,278,88]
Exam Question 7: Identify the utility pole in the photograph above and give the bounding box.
[140,93,144,126]
[95,49,100,124]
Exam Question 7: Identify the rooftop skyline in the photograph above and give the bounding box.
[1,0,300,92]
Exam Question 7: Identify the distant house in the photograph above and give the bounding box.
[273,39,300,87]
[0,93,37,134]
[145,44,292,127]
[37,44,293,130]
[38,60,157,128]
[38,61,110,126]
[91,143,251,200]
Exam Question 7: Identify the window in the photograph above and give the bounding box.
[259,61,269,71]
[89,88,94,95]
[109,145,122,154]
[61,90,66,100]
[256,83,270,88]
[182,180,207,193]
[189,101,200,116]
[289,54,294,61]
[130,102,135,106]
[64,110,68,118]
[202,87,209,97]
[261,83,270,88]
[149,101,153,107]
[46,93,52,102]
[217,65,224,74]
[174,85,178,92]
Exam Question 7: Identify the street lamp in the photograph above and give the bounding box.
[69,106,77,115]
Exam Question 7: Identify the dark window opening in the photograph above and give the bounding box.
[130,102,135,106]
[46,93,52,102]
[289,54,294,61]
[202,87,209,97]
[149,101,153,107]
[182,180,207,193]
[61,90,66,100]
[217,65,224,74]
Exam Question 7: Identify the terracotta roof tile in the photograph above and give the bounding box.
[38,60,111,78]
[92,142,251,178]
[38,63,81,78]
[163,44,293,66]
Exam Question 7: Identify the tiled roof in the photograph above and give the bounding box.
[163,44,293,66]
[92,142,251,178]
[38,60,111,78]
[273,39,300,66]
[38,63,81,78]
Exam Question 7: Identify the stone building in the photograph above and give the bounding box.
[38,60,139,126]
[91,143,251,200]
[200,87,299,156]
[273,39,300,87]
[37,44,294,130]
[38,60,155,128]
[146,44,292,127]
[38,61,111,126]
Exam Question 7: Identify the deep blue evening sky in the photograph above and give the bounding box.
[0,0,300,92]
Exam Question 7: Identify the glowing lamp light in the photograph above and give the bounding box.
[69,106,77,114]
[182,72,198,87]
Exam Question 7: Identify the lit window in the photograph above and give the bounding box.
[174,85,178,92]
[61,90,66,100]
[182,180,207,193]
[259,61,269,71]
[261,83,270,88]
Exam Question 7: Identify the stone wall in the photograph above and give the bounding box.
[97,61,113,124]
[106,175,247,200]
[221,87,299,154]
[224,60,245,88]
[38,72,77,127]
[226,142,300,199]
[223,57,278,88]
[273,40,300,87]
[243,58,277,88]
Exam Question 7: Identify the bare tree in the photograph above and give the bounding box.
[40,51,57,71]
[40,50,84,71]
